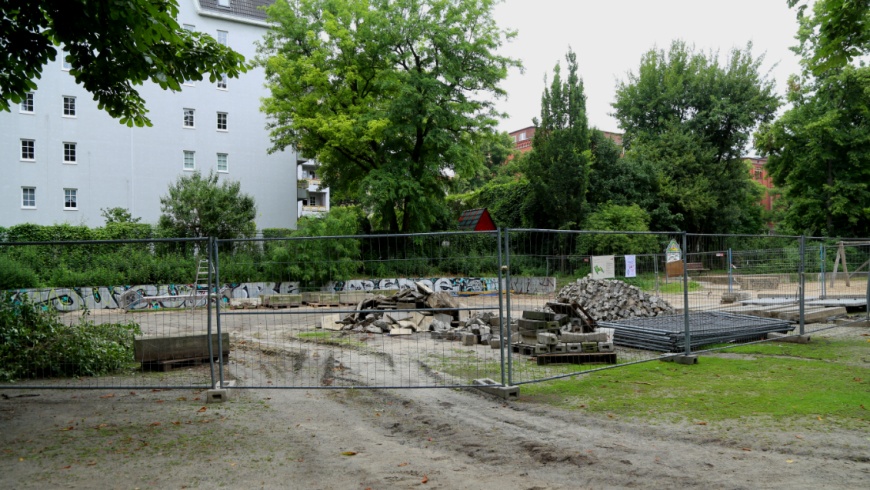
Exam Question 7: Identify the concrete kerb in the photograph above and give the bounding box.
[660,354,699,365]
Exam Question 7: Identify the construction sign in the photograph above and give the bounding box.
[665,239,682,263]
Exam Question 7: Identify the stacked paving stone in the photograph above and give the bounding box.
[508,308,616,357]
[556,277,674,322]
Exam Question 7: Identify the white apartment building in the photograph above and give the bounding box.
[296,155,331,218]
[0,0,322,231]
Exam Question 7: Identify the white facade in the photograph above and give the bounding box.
[0,1,299,230]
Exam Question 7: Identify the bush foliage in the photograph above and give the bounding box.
[0,292,141,381]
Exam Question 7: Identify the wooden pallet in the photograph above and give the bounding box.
[535,352,616,366]
[141,355,228,372]
[512,343,537,356]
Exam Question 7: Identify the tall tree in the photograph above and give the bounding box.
[523,49,591,229]
[755,67,870,237]
[789,0,870,76]
[158,171,257,239]
[1,0,247,126]
[258,0,520,233]
[612,41,778,233]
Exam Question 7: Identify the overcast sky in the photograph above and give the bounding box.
[491,0,804,140]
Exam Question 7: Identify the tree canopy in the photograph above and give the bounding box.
[258,0,520,233]
[789,0,870,76]
[612,41,778,233]
[158,171,257,239]
[523,49,591,229]
[1,0,247,126]
[756,58,870,235]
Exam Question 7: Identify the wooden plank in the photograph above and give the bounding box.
[536,352,617,366]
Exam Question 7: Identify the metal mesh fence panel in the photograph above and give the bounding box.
[0,238,215,389]
[503,229,681,385]
[215,232,507,389]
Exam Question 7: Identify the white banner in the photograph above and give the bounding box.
[591,255,615,279]
[625,255,637,278]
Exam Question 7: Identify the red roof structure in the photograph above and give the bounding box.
[458,208,497,231]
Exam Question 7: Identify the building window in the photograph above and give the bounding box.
[183,24,195,31]
[63,96,76,116]
[20,93,34,113]
[217,153,228,173]
[754,168,763,180]
[217,0,230,7]
[217,30,228,46]
[64,188,78,210]
[217,76,227,90]
[217,112,228,131]
[518,132,526,141]
[22,187,36,208]
[183,108,195,128]
[20,139,35,160]
[309,194,318,206]
[63,142,77,163]
[183,150,195,170]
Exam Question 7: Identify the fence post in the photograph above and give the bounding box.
[206,237,216,387]
[682,232,691,356]
[214,237,225,387]
[799,235,806,335]
[820,242,827,299]
[496,228,506,387]
[727,248,733,293]
[504,229,513,386]
[866,248,870,322]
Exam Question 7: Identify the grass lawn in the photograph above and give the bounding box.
[518,337,869,429]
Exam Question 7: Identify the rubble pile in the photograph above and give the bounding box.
[323,282,499,344]
[555,277,674,322]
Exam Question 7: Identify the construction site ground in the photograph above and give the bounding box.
[1,281,868,488]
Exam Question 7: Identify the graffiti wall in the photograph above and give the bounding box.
[9,276,555,312]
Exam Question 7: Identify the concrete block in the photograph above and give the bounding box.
[566,343,582,353]
[230,297,260,308]
[458,307,470,322]
[390,327,414,336]
[767,332,811,344]
[522,310,555,321]
[534,344,551,355]
[396,301,417,310]
[461,333,477,346]
[339,291,368,304]
[489,337,502,349]
[263,294,302,307]
[561,332,607,343]
[661,354,699,365]
[488,316,501,327]
[396,320,417,330]
[597,328,615,343]
[385,311,410,323]
[206,388,228,403]
[472,378,519,400]
[417,315,434,332]
[134,332,230,363]
[552,344,567,353]
[553,314,569,326]
[721,292,752,304]
[598,342,615,353]
[536,332,559,345]
[408,311,426,326]
[318,313,343,330]
[581,342,599,353]
[434,313,454,325]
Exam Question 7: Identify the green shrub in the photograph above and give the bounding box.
[0,256,40,289]
[0,293,141,381]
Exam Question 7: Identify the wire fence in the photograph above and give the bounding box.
[1,230,867,391]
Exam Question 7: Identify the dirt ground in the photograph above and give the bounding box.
[2,329,869,489]
[2,288,869,489]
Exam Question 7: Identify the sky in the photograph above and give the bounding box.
[491,0,805,142]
